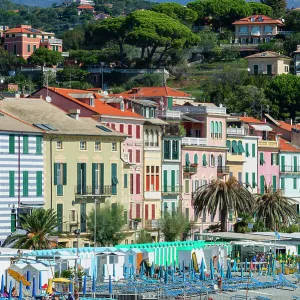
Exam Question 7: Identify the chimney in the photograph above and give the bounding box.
[69,108,80,120]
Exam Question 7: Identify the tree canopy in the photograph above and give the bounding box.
[261,0,286,18]
[247,2,273,16]
[28,47,63,67]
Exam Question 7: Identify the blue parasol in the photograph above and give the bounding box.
[171,270,175,283]
[200,262,205,280]
[249,269,253,278]
[123,264,126,277]
[233,259,237,272]
[182,260,185,273]
[210,258,214,280]
[183,271,186,282]
[108,275,112,294]
[18,281,22,300]
[92,272,96,293]
[113,263,116,278]
[32,276,36,298]
[150,262,154,278]
[258,263,261,276]
[173,260,176,273]
[1,274,4,294]
[245,258,248,272]
[217,260,221,273]
[102,263,106,280]
[38,271,42,291]
[267,263,270,276]
[26,271,30,290]
[220,265,224,279]
[82,276,87,295]
[159,266,163,279]
[240,263,243,279]
[164,269,168,284]
[226,261,232,279]
[8,281,12,300]
[69,279,73,293]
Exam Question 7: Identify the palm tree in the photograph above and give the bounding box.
[193,177,256,232]
[255,184,299,230]
[2,208,58,249]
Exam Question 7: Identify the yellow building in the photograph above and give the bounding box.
[1,98,130,247]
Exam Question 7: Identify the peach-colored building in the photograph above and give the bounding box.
[4,25,62,60]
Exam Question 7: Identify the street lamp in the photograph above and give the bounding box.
[73,228,81,284]
[93,198,98,276]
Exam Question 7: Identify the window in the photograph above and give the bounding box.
[130,174,133,195]
[194,153,198,165]
[111,163,118,195]
[185,208,189,220]
[23,171,28,197]
[260,175,265,194]
[172,140,179,160]
[254,65,258,75]
[252,144,256,157]
[210,121,214,138]
[80,203,87,233]
[36,171,43,196]
[214,122,218,138]
[119,124,124,133]
[150,108,155,118]
[210,154,215,167]
[245,172,249,186]
[95,141,101,151]
[252,172,257,188]
[281,155,285,172]
[111,123,116,130]
[226,140,231,153]
[238,141,244,153]
[293,178,297,190]
[128,125,132,136]
[238,172,242,183]
[272,176,277,192]
[23,135,29,154]
[136,125,141,139]
[260,152,265,165]
[219,121,222,138]
[145,165,159,191]
[185,180,189,193]
[36,136,42,154]
[280,177,285,189]
[112,142,117,151]
[149,130,154,146]
[56,140,63,149]
[239,26,248,33]
[93,75,97,83]
[232,140,239,153]
[124,174,128,188]
[128,149,133,163]
[11,214,16,233]
[271,153,279,165]
[144,129,149,146]
[4,45,7,50]
[33,34,36,38]
[285,66,289,72]
[5,34,9,38]
[202,154,207,166]
[9,171,14,197]
[154,130,159,146]
[267,65,272,75]
[136,203,140,219]
[185,153,190,166]
[294,156,298,172]
[264,25,272,33]
[136,174,141,194]
[12,34,15,38]
[33,45,36,51]
[120,101,124,111]
[80,141,87,150]
[164,140,170,159]
[136,150,140,163]
[27,44,30,52]
[9,135,15,154]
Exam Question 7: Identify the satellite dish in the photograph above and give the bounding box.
[103,91,108,96]
[45,96,52,103]
[0,79,4,84]
[282,18,285,23]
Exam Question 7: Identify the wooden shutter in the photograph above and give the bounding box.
[281,156,285,172]
[155,174,159,191]
[128,125,132,136]
[9,135,15,154]
[272,175,276,192]
[136,203,140,219]
[163,170,168,192]
[77,163,82,194]
[9,171,14,197]
[57,204,63,232]
[82,163,86,194]
[260,175,265,194]
[252,143,255,157]
[145,204,149,220]
[151,204,155,219]
[294,156,298,172]
[111,163,117,195]
[146,175,150,191]
[136,150,140,163]
[36,136,42,154]
[23,136,29,154]
[136,125,140,139]
[63,163,67,185]
[11,214,16,233]
[92,163,96,194]
[136,174,140,194]
[100,163,104,193]
[54,163,58,185]
[124,174,128,188]
[171,170,175,192]
[23,171,28,197]
[128,149,132,162]
[36,171,42,196]
[130,173,133,194]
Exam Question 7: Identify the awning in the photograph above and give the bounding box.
[182,115,203,123]
[251,124,273,131]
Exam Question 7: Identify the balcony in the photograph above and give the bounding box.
[162,186,182,195]
[144,142,159,147]
[144,219,159,229]
[258,140,279,148]
[156,110,181,119]
[74,185,112,196]
[280,166,300,173]
[48,38,63,45]
[172,105,226,115]
[163,124,181,136]
[227,127,247,135]
[183,165,197,174]
[182,137,208,146]
[217,166,230,174]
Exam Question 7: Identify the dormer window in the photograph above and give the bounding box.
[89,98,94,106]
[258,16,263,22]
[120,100,124,111]
[251,17,255,22]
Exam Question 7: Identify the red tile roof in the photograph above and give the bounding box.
[279,137,300,152]
[115,86,192,99]
[4,27,42,34]
[233,15,283,26]
[277,121,300,132]
[77,5,94,9]
[239,117,262,124]
[47,87,143,118]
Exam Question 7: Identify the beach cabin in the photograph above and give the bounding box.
[123,249,143,271]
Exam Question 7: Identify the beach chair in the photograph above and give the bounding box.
[293,273,300,282]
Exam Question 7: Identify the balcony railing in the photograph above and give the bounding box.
[172,105,226,115]
[182,137,208,146]
[162,186,182,194]
[227,127,247,135]
[74,185,112,196]
[57,221,88,234]
[183,165,197,174]
[258,140,279,148]
[280,166,300,173]
[144,142,159,147]
[217,166,230,174]
[144,219,159,229]
[48,38,63,45]
[156,110,181,119]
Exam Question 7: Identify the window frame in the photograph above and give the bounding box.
[79,141,87,151]
[94,141,101,151]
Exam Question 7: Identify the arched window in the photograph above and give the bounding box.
[210,121,214,138]
[172,140,179,159]
[144,129,149,146]
[194,153,198,165]
[214,122,218,139]
[141,107,144,116]
[210,154,215,167]
[149,130,154,146]
[185,153,190,166]
[226,140,231,152]
[218,154,223,167]
[219,121,222,138]
[155,130,159,146]
[120,101,124,111]
[202,154,207,167]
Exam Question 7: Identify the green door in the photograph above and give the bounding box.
[163,170,168,192]
[281,156,285,172]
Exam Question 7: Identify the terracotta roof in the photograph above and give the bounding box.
[115,86,192,99]
[77,5,94,9]
[233,15,283,25]
[277,121,300,132]
[245,51,291,60]
[239,117,262,124]
[4,27,42,34]
[47,87,143,119]
[279,137,300,152]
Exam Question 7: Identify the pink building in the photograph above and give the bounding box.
[31,87,145,229]
[4,25,62,60]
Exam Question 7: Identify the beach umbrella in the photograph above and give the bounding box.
[281,262,284,274]
[102,263,106,280]
[113,263,116,278]
[8,281,12,300]
[267,263,270,276]
[226,262,232,279]
[240,264,243,278]
[178,262,181,274]
[220,266,224,279]
[233,259,237,272]
[164,269,168,284]
[123,264,126,277]
[92,272,96,293]
[18,281,23,300]
[191,268,195,281]
[108,275,112,295]
[1,274,4,294]
[69,279,73,293]
[200,257,204,270]
[217,260,221,272]
[32,276,36,298]
[298,262,300,273]
[171,270,175,283]
[249,269,253,278]
[82,276,87,295]
[245,258,248,272]
[210,259,214,280]
[258,263,261,275]
[183,271,186,282]
[46,278,52,295]
[150,262,154,278]
[182,260,185,273]
[200,264,205,281]
[173,260,176,273]
[26,271,30,290]
[38,271,42,291]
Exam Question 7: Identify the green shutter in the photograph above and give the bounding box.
[293,178,297,189]
[260,152,265,165]
[77,163,82,194]
[272,175,276,192]
[92,163,96,193]
[9,135,15,154]
[111,163,117,195]
[245,143,250,157]
[57,204,63,232]
[57,184,63,196]
[281,156,285,172]
[63,163,67,185]
[226,140,231,152]
[54,163,58,185]
[124,174,128,188]
[260,175,265,194]
[171,170,175,192]
[276,153,279,165]
[23,171,28,197]
[111,203,117,211]
[80,203,87,232]
[164,140,170,159]
[36,171,42,196]
[163,170,168,192]
[11,214,16,233]
[271,153,274,165]
[232,140,239,153]
[36,136,42,154]
[238,141,245,153]
[23,136,29,154]
[100,163,104,193]
[82,163,86,194]
[252,144,256,157]
[171,202,176,214]
[280,177,285,189]
[245,172,249,185]
[167,97,173,108]
[294,156,298,172]
[123,210,128,223]
[252,172,256,188]
[194,154,198,164]
[9,171,14,197]
[202,154,207,166]
[172,140,179,159]
[185,153,190,166]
